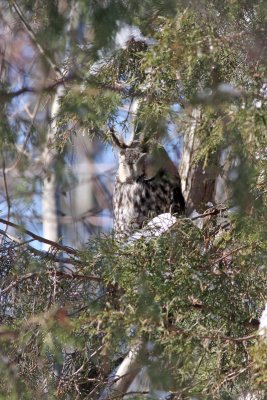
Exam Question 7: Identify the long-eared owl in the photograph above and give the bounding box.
[112,133,185,238]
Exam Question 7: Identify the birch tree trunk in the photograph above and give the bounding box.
[42,86,63,250]
[41,1,80,250]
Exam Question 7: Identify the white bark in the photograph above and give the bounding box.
[41,1,80,250]
[111,345,142,395]
[100,344,143,400]
[42,168,59,248]
[42,86,64,249]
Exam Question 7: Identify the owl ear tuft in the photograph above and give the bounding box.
[109,127,128,149]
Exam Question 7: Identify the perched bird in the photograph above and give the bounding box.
[112,131,185,238]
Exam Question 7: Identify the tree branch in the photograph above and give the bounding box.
[172,325,258,343]
[11,0,61,77]
[1,270,102,295]
[0,74,75,101]
[0,217,77,255]
[3,97,41,173]
[2,159,11,231]
[0,228,81,265]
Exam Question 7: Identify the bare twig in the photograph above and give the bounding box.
[109,391,149,399]
[214,244,252,264]
[2,158,11,233]
[215,363,252,390]
[0,224,103,283]
[1,272,37,293]
[172,325,257,343]
[170,208,229,229]
[27,245,81,265]
[190,207,228,221]
[11,0,61,77]
[200,333,258,343]
[1,270,102,294]
[52,270,102,282]
[0,75,74,101]
[0,74,185,108]
[4,97,41,173]
[0,217,78,255]
[0,229,34,247]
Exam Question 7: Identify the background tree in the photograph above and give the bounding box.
[0,0,266,399]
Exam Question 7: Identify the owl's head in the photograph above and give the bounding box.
[117,144,148,183]
[110,129,178,184]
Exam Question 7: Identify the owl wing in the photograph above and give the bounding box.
[144,145,185,212]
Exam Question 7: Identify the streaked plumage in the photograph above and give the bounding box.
[113,140,185,238]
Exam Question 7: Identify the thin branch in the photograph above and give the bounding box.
[1,272,37,294]
[28,246,81,265]
[11,0,61,77]
[0,73,75,102]
[0,228,83,265]
[50,270,102,282]
[0,78,115,98]
[1,270,102,294]
[190,207,228,221]
[0,74,184,107]
[57,346,104,394]
[191,352,206,382]
[4,97,41,173]
[2,158,11,233]
[170,208,229,228]
[200,333,258,343]
[214,245,248,263]
[216,363,252,390]
[109,392,149,400]
[172,325,257,343]
[0,217,78,255]
[0,229,34,247]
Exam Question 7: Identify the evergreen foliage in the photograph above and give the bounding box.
[0,0,267,399]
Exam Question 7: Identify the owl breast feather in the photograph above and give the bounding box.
[113,171,180,238]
